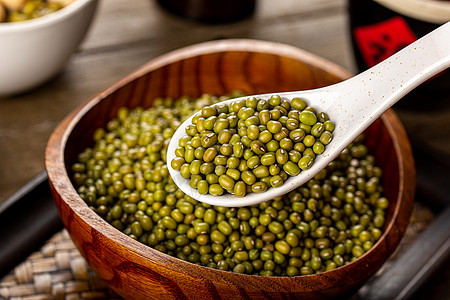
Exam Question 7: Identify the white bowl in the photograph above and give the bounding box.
[0,0,98,97]
[374,0,450,24]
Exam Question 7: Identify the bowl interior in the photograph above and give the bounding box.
[47,39,415,300]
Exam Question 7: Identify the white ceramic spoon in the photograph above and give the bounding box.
[167,22,450,207]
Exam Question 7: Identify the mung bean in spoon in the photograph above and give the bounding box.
[167,21,450,207]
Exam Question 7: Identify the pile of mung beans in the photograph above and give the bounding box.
[171,95,334,197]
[0,0,73,23]
[72,94,389,277]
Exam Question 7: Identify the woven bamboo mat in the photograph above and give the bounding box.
[0,202,434,300]
[0,230,121,300]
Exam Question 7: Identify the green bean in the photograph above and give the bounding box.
[253,165,270,178]
[283,161,300,176]
[227,169,241,181]
[252,182,268,193]
[298,156,314,170]
[270,175,284,188]
[290,98,307,111]
[234,181,247,197]
[299,111,317,126]
[209,184,224,196]
[219,174,235,190]
[240,170,256,185]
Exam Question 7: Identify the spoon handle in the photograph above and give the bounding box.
[362,20,450,108]
[333,21,450,146]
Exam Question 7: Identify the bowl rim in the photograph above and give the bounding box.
[0,0,97,32]
[373,0,450,24]
[46,39,415,293]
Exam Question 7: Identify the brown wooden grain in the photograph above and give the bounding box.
[45,39,415,300]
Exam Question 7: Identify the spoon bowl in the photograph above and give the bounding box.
[167,21,450,207]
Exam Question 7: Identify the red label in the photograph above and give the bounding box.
[353,17,417,67]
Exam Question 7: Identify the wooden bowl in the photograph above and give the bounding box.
[45,39,415,300]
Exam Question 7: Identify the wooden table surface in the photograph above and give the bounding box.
[0,0,449,298]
